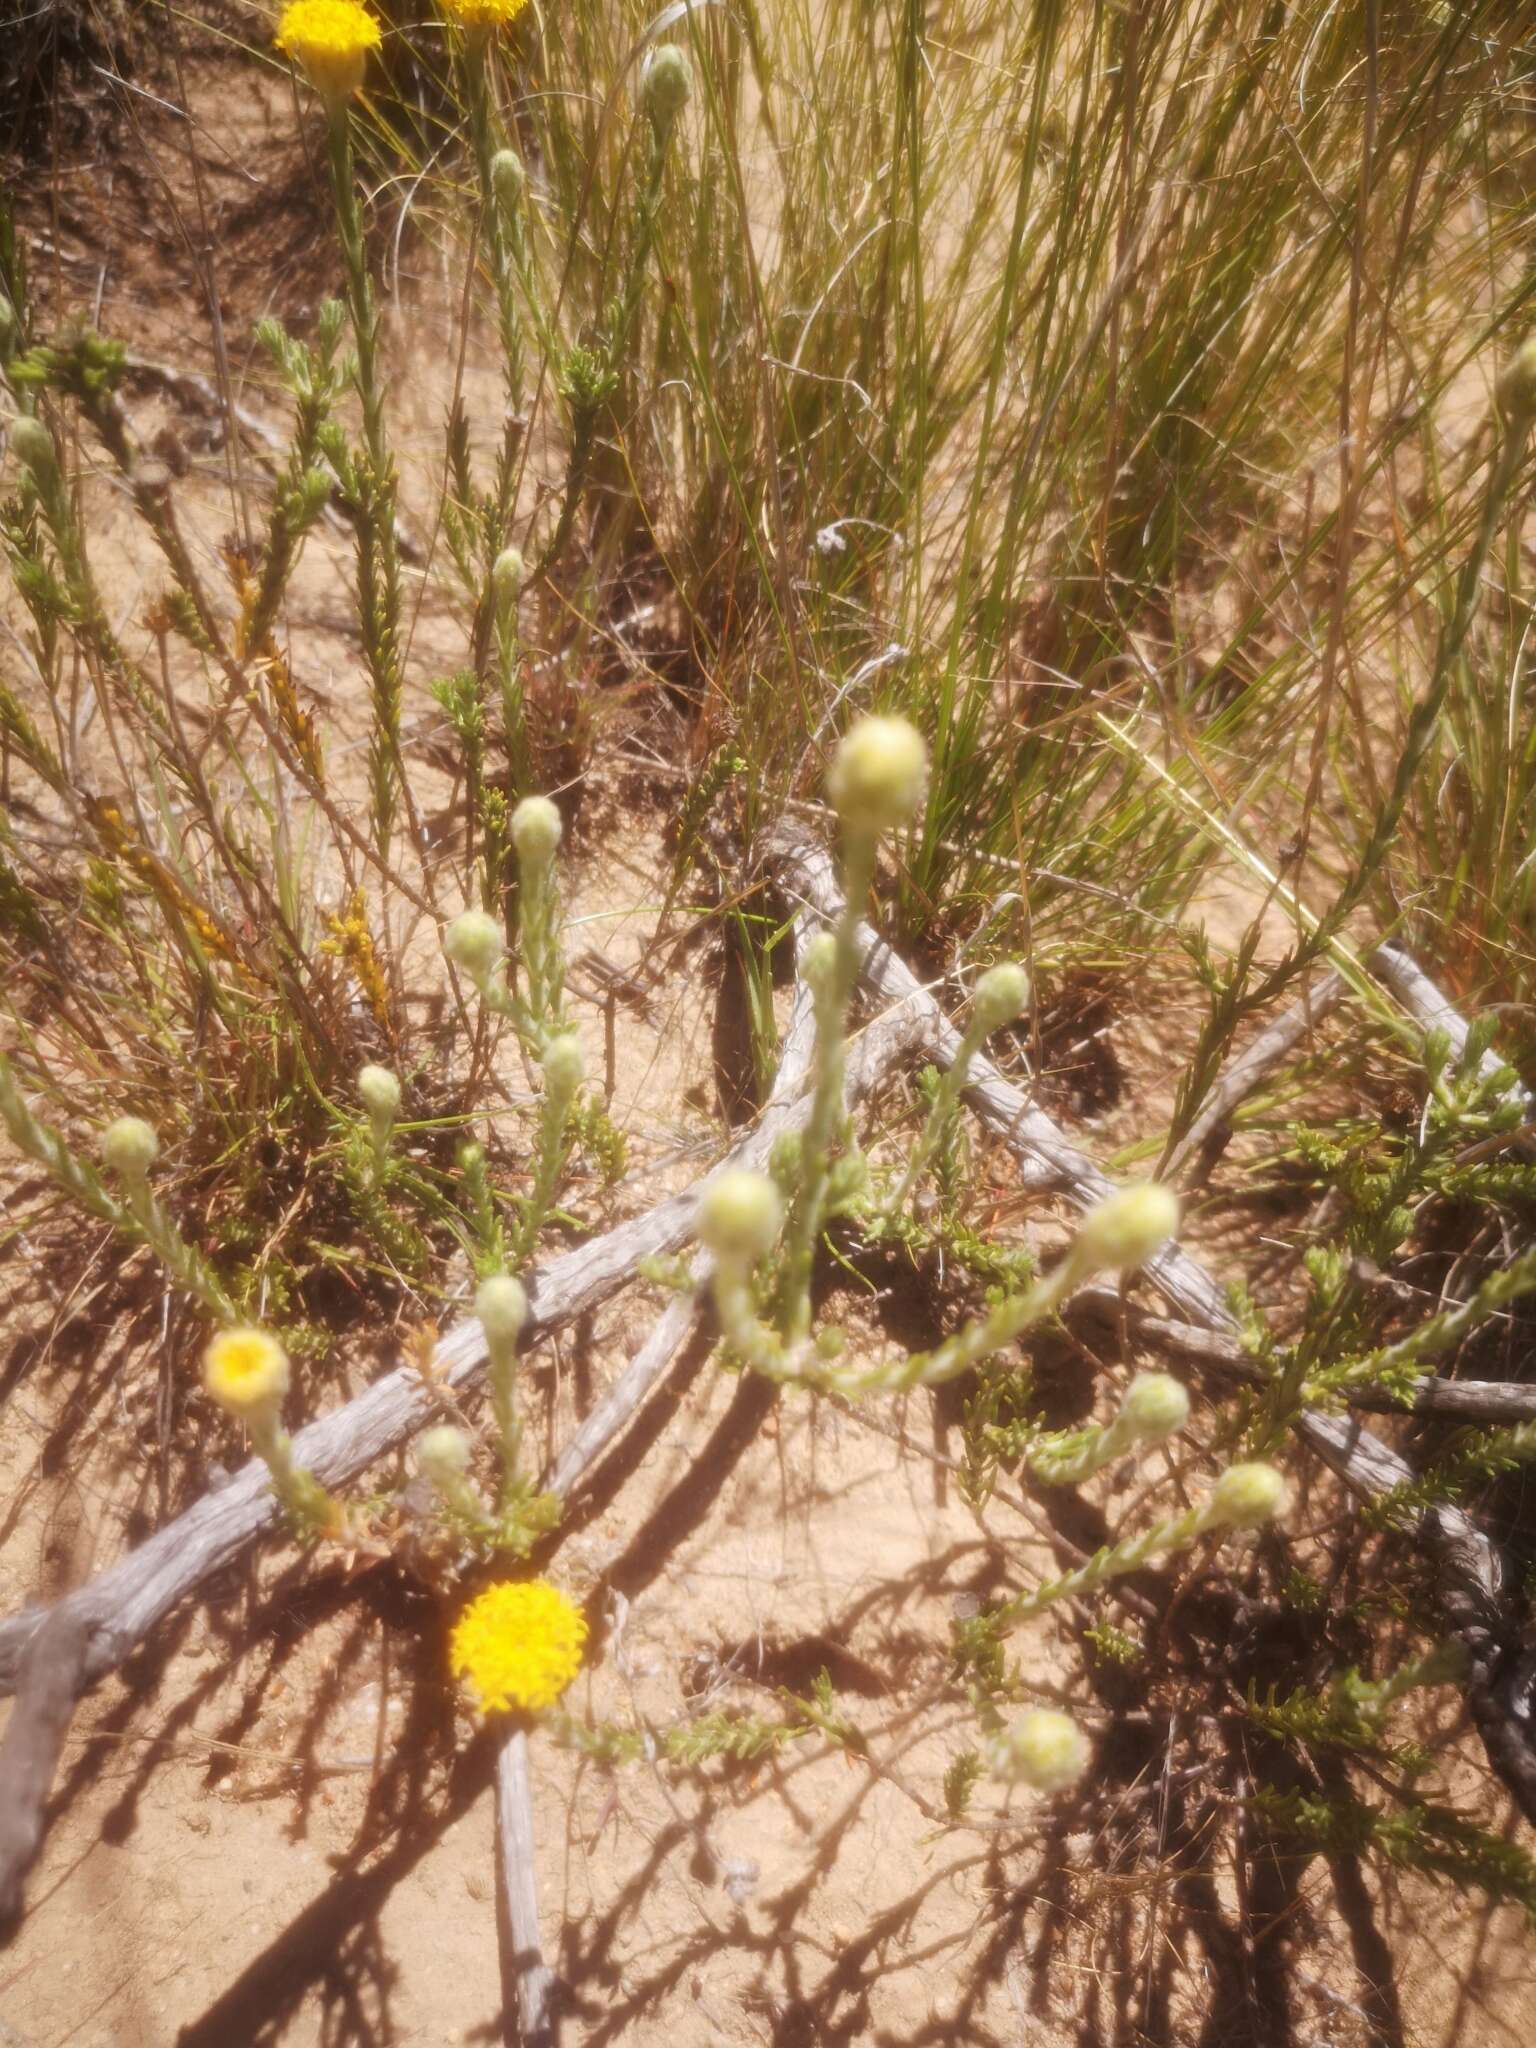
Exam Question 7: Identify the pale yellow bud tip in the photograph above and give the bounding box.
[443,909,504,983]
[640,44,692,130]
[1118,1372,1190,1445]
[9,414,55,479]
[418,1424,472,1485]
[492,544,525,601]
[101,1114,159,1180]
[357,1063,401,1120]
[973,962,1029,1031]
[490,148,525,212]
[1209,1461,1288,1529]
[476,1273,528,1346]
[987,1708,1090,1794]
[828,715,927,834]
[1070,1182,1180,1276]
[204,1326,290,1420]
[801,931,838,991]
[541,1032,585,1097]
[698,1167,783,1262]
[511,794,562,866]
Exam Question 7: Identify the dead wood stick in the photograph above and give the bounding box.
[542,1274,702,1501]
[496,1727,555,2048]
[1163,971,1345,1179]
[768,828,1233,1331]
[768,827,1536,1819]
[0,1607,91,1927]
[1372,944,1534,1112]
[0,992,925,1928]
[496,1283,710,2044]
[1090,1301,1536,1424]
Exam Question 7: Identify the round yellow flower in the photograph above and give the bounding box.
[204,1326,290,1419]
[450,1579,587,1714]
[276,0,383,105]
[439,0,531,27]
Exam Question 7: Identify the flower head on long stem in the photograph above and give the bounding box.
[276,0,382,109]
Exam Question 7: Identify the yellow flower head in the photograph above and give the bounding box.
[204,1326,291,1420]
[276,0,382,105]
[450,1579,587,1714]
[439,0,531,27]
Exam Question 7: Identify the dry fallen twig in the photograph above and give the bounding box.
[769,828,1232,1328]
[1108,1303,1536,1423]
[1373,944,1535,1116]
[769,826,1536,1821]
[0,1608,91,1927]
[0,975,921,1925]
[497,1726,555,2048]
[1163,970,1345,1180]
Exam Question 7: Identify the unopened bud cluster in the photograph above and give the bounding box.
[640,44,692,135]
[972,962,1029,1032]
[986,1709,1090,1794]
[700,1168,783,1263]
[102,1114,160,1181]
[1030,1369,1191,1487]
[1067,1182,1180,1279]
[511,794,561,867]
[828,715,927,836]
[358,1062,401,1120]
[444,908,505,988]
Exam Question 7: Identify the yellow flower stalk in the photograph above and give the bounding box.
[276,0,382,106]
[203,1325,291,1420]
[450,1579,587,1714]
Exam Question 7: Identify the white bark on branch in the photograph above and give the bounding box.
[496,1727,555,2048]
[0,969,836,1699]
[0,974,924,1924]
[1163,971,1345,1179]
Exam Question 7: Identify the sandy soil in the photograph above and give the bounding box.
[2,30,1535,2048]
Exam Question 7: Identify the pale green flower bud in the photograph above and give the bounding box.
[802,931,838,992]
[475,1273,528,1347]
[698,1168,783,1262]
[492,545,525,603]
[541,1031,585,1098]
[9,414,55,481]
[1496,335,1536,424]
[1209,1461,1288,1530]
[1118,1372,1189,1445]
[511,794,562,867]
[101,1115,160,1181]
[357,1064,401,1121]
[828,715,927,834]
[443,909,504,983]
[1070,1183,1179,1276]
[640,44,692,134]
[973,962,1029,1032]
[490,147,525,215]
[986,1709,1090,1794]
[418,1423,472,1485]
